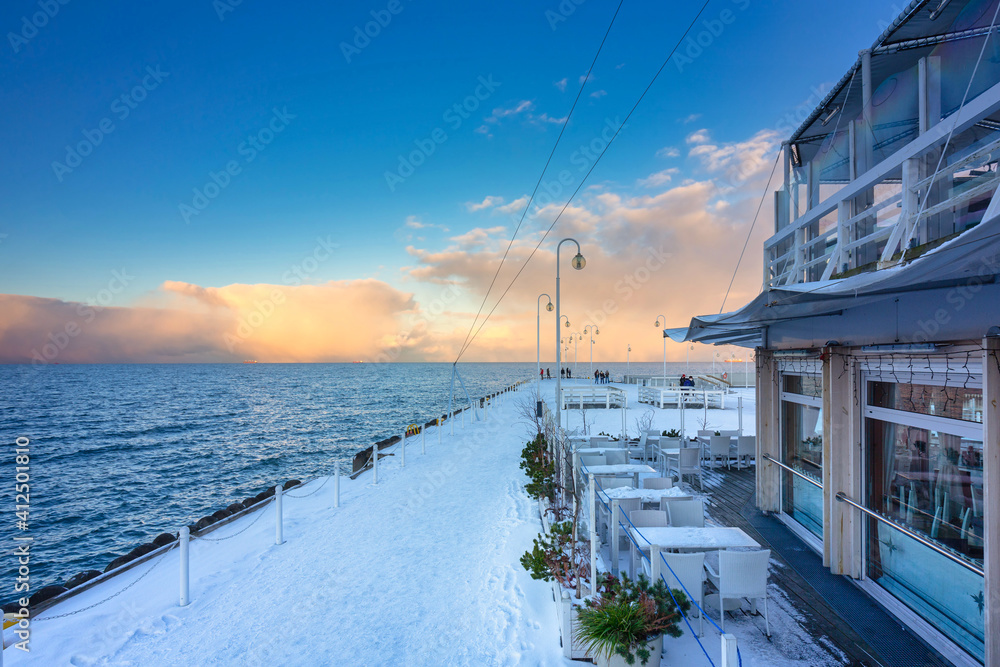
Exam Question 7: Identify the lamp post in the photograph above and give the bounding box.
[555,238,586,432]
[572,332,580,377]
[627,344,631,376]
[583,325,599,379]
[686,344,693,374]
[537,293,553,398]
[654,314,667,380]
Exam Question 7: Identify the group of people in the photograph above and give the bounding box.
[539,367,613,382]
[593,369,610,384]
[678,374,696,387]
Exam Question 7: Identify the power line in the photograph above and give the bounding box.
[453,0,626,361]
[456,0,714,361]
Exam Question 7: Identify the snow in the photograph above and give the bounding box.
[630,527,761,550]
[602,486,691,502]
[6,381,845,666]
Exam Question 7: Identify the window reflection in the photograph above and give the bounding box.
[781,397,823,538]
[869,381,983,424]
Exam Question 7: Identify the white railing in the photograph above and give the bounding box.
[560,386,627,409]
[638,387,726,409]
[766,79,1000,288]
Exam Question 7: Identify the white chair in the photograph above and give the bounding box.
[736,436,755,469]
[704,549,771,636]
[645,430,662,462]
[709,435,732,469]
[656,551,707,636]
[604,497,642,552]
[590,436,610,447]
[719,429,741,439]
[662,498,705,527]
[656,437,683,475]
[672,447,703,490]
[696,430,714,462]
[604,449,628,466]
[629,431,648,461]
[642,477,674,491]
[628,509,668,577]
[580,454,606,469]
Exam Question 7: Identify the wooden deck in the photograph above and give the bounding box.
[699,465,952,667]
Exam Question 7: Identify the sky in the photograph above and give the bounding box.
[0,0,905,364]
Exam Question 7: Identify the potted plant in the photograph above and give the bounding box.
[661,429,681,438]
[575,574,690,666]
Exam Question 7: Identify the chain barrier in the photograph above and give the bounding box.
[284,474,332,499]
[196,500,272,542]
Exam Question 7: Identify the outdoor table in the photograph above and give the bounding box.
[629,526,760,551]
[584,463,656,488]
[600,485,691,575]
[575,446,625,455]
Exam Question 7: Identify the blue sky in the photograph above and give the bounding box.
[0,0,907,362]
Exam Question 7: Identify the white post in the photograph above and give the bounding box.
[462,409,466,428]
[721,634,738,666]
[738,394,744,434]
[450,412,454,435]
[421,426,426,455]
[373,442,379,484]
[179,526,190,607]
[275,485,283,545]
[589,472,597,596]
[401,430,406,468]
[334,466,340,508]
[611,498,620,576]
[438,417,442,445]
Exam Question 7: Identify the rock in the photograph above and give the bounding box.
[65,570,102,589]
[187,523,199,535]
[29,585,67,607]
[227,503,244,514]
[283,479,301,490]
[209,509,230,523]
[2,601,24,614]
[152,532,176,547]
[105,555,132,573]
[194,516,214,531]
[242,497,258,508]
[126,543,156,560]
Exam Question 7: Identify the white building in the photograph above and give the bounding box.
[670,2,1000,664]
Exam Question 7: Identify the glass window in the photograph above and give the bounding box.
[865,414,984,661]
[868,381,983,424]
[781,394,823,538]
[783,374,822,398]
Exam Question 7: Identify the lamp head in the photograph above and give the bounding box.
[654,320,661,327]
[595,328,599,335]
[571,253,586,270]
[564,320,570,328]
[546,301,554,312]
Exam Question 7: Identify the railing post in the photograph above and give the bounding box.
[462,409,465,429]
[438,417,442,445]
[373,442,379,484]
[589,472,597,596]
[721,634,738,666]
[179,526,190,607]
[401,430,406,468]
[334,466,340,508]
[275,485,283,545]
[421,426,425,455]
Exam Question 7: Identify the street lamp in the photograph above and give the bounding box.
[654,314,667,380]
[555,238,585,431]
[583,325,599,379]
[686,344,693,374]
[536,293,553,398]
[571,332,580,377]
[627,344,631,376]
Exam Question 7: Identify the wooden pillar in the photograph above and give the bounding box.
[823,347,862,577]
[983,335,1000,665]
[756,347,781,512]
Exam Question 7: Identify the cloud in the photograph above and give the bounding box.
[656,147,681,158]
[686,129,711,144]
[637,168,679,188]
[615,63,625,69]
[484,100,534,124]
[0,280,422,364]
[680,113,702,124]
[554,78,568,92]
[590,89,607,99]
[465,195,505,212]
[496,196,529,215]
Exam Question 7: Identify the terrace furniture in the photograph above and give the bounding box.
[709,435,733,469]
[661,498,705,528]
[704,549,771,636]
[736,436,756,469]
[604,449,628,466]
[560,386,626,409]
[606,497,642,574]
[648,551,707,636]
[628,509,669,577]
[671,447,704,490]
[642,477,674,491]
[580,454,606,469]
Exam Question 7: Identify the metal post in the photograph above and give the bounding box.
[721,634,738,666]
[373,441,379,484]
[738,394,744,434]
[462,409,465,428]
[450,412,454,436]
[555,238,584,437]
[401,430,406,468]
[275,485,283,545]
[179,526,190,607]
[438,417,442,445]
[421,426,426,455]
[589,472,597,596]
[334,466,340,508]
